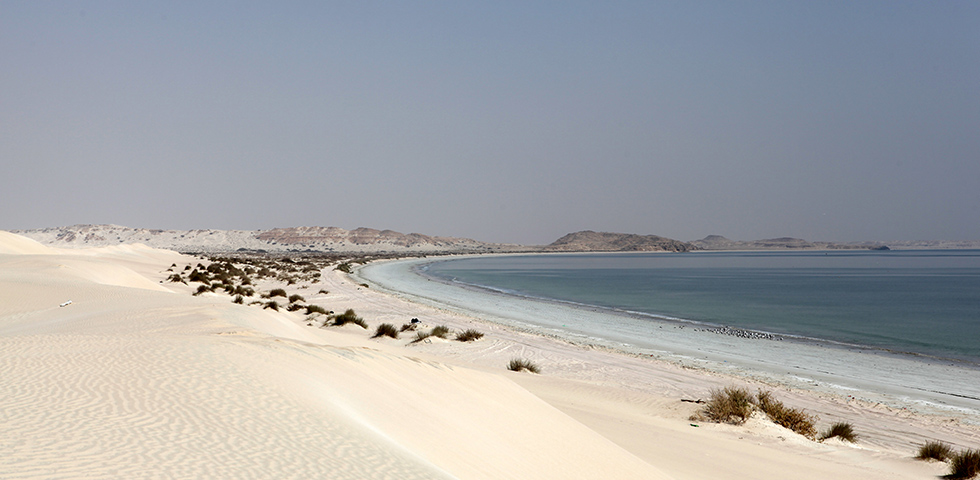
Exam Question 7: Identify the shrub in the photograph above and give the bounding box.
[306,304,328,315]
[693,387,754,425]
[166,273,186,284]
[916,441,954,462]
[332,309,367,328]
[188,270,210,283]
[335,262,352,273]
[264,301,280,311]
[949,449,980,480]
[234,286,255,297]
[455,329,484,342]
[288,294,305,303]
[193,284,210,296]
[269,288,287,298]
[756,390,818,439]
[318,289,329,294]
[233,295,244,304]
[240,276,252,285]
[286,303,304,312]
[411,331,432,343]
[431,325,451,338]
[373,323,399,339]
[400,323,418,332]
[508,358,540,373]
[820,422,857,442]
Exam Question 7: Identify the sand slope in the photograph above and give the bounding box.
[0,232,667,479]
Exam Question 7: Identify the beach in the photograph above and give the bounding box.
[2,232,976,479]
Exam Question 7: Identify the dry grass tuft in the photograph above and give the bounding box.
[431,325,451,338]
[411,331,432,343]
[269,288,287,298]
[820,422,858,443]
[373,323,399,339]
[756,390,818,439]
[507,358,540,373]
[916,441,954,462]
[948,449,980,480]
[455,329,484,342]
[692,387,754,425]
[331,309,367,328]
[288,294,305,303]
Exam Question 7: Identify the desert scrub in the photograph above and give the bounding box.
[692,387,755,425]
[193,285,210,296]
[332,309,367,328]
[188,270,210,283]
[431,325,451,338]
[373,323,399,339]
[269,288,287,298]
[166,273,186,284]
[507,358,541,373]
[400,323,418,332]
[335,262,352,273]
[411,331,432,343]
[820,422,857,442]
[288,294,305,303]
[318,289,329,294]
[455,329,484,342]
[949,449,980,480]
[756,390,817,439]
[916,441,954,462]
[233,295,244,304]
[305,304,328,315]
[286,303,304,312]
[264,301,280,311]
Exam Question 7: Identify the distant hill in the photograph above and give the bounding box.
[545,231,697,252]
[12,224,523,254]
[690,235,882,250]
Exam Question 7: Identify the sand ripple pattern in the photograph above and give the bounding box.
[0,333,452,479]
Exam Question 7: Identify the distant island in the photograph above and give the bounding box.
[11,224,979,254]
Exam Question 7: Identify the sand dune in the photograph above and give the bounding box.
[0,232,667,479]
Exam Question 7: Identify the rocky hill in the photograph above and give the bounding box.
[545,231,697,252]
[12,224,521,254]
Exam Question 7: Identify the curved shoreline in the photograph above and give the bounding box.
[356,255,980,422]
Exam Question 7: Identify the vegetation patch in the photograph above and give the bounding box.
[916,441,954,462]
[455,329,484,342]
[949,449,980,480]
[373,323,399,339]
[431,325,451,338]
[507,358,540,373]
[269,288,287,298]
[288,294,305,303]
[691,387,754,425]
[331,309,367,328]
[233,295,244,304]
[411,331,432,343]
[819,422,857,442]
[306,304,328,315]
[756,390,817,439]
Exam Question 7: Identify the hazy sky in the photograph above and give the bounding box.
[3,2,978,244]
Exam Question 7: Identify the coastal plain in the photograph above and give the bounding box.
[1,231,976,479]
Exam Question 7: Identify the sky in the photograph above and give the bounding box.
[2,1,978,244]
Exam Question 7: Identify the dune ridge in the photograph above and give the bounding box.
[0,231,667,479]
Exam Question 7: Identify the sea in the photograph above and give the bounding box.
[357,250,980,417]
[423,250,980,365]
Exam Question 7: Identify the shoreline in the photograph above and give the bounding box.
[355,255,980,423]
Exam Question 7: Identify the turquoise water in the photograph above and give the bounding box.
[425,251,980,364]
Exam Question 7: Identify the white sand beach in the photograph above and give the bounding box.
[2,231,976,479]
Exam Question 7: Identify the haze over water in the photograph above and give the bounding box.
[426,250,980,365]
